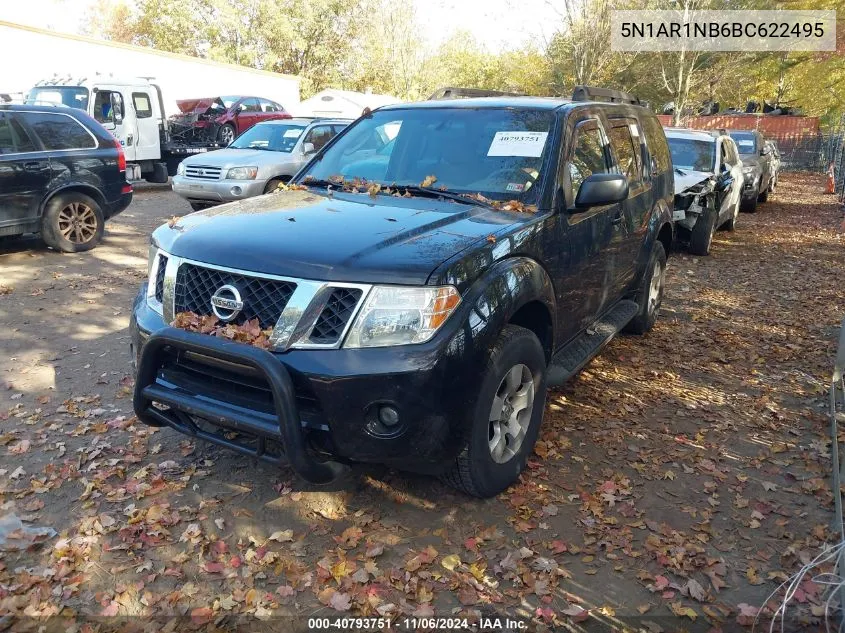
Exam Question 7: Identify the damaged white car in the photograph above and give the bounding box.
[665,129,744,256]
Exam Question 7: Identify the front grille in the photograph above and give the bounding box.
[174,264,295,329]
[309,288,363,344]
[154,255,167,303]
[185,165,222,180]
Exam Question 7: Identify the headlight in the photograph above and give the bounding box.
[344,286,461,348]
[226,166,258,180]
[145,247,167,315]
[176,162,186,176]
[742,166,754,174]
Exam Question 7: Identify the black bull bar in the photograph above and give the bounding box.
[133,327,345,484]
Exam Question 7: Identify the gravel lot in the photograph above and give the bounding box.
[0,175,842,632]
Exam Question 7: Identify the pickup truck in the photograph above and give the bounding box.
[130,87,674,497]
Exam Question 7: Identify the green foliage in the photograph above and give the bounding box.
[86,0,844,122]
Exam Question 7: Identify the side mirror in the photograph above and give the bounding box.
[302,142,315,155]
[761,146,770,156]
[574,173,629,209]
[111,95,123,123]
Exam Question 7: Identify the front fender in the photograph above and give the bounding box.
[444,256,556,365]
[635,200,673,273]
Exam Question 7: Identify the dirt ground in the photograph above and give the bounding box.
[0,174,843,633]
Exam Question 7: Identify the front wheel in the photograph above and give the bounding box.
[41,193,104,253]
[625,241,666,335]
[689,204,716,256]
[218,123,236,145]
[442,325,547,498]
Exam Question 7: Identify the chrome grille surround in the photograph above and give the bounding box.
[158,256,371,351]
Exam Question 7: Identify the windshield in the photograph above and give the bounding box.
[729,132,757,154]
[300,107,555,202]
[230,122,306,152]
[667,137,716,172]
[27,87,89,110]
[220,96,240,109]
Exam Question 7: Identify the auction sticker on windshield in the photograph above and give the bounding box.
[487,131,548,157]
[284,129,303,138]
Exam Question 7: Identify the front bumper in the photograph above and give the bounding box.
[741,173,760,199]
[130,287,480,476]
[172,175,266,203]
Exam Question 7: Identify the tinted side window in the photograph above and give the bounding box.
[24,112,96,150]
[608,122,641,183]
[641,115,670,173]
[241,98,261,113]
[10,117,37,152]
[260,99,278,113]
[133,92,153,118]
[568,124,607,201]
[0,115,13,154]
[304,125,336,151]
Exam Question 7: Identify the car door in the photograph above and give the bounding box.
[296,123,338,166]
[131,91,161,161]
[605,115,648,293]
[234,98,262,135]
[557,113,625,336]
[0,112,50,233]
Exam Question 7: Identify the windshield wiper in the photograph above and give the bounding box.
[389,185,499,210]
[675,167,688,176]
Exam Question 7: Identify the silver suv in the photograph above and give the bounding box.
[172,117,350,210]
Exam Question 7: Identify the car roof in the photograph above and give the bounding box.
[378,96,573,111]
[260,117,352,126]
[663,127,717,142]
[0,103,80,113]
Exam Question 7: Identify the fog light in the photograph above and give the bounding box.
[230,185,243,196]
[378,405,400,427]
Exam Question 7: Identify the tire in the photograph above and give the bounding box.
[625,241,667,335]
[218,123,236,145]
[758,189,768,203]
[741,191,758,213]
[41,192,104,253]
[264,178,286,194]
[189,202,212,212]
[689,203,717,256]
[442,325,547,498]
[725,198,740,232]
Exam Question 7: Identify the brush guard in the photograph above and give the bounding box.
[133,327,344,484]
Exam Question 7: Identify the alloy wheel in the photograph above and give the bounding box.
[488,364,535,464]
[57,202,98,244]
[647,257,665,316]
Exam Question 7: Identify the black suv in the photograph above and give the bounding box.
[0,104,132,252]
[130,87,674,497]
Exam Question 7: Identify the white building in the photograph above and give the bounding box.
[294,89,402,119]
[0,20,300,116]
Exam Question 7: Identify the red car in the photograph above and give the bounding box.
[170,95,292,145]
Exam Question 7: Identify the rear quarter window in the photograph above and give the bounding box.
[640,114,670,173]
[23,112,97,151]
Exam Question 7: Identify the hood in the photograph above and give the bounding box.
[673,169,714,195]
[153,190,524,285]
[175,98,219,114]
[182,147,296,168]
[739,155,760,169]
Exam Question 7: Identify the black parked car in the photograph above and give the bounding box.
[130,87,674,497]
[0,104,132,252]
[728,129,774,213]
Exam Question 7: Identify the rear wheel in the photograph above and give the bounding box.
[625,241,666,335]
[442,325,547,498]
[689,203,717,256]
[41,193,104,253]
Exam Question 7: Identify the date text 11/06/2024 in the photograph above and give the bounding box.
[307,617,528,630]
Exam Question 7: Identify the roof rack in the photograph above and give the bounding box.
[428,86,523,100]
[572,85,640,105]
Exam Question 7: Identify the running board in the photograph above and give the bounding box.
[547,300,639,387]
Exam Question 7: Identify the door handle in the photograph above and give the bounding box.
[23,161,46,171]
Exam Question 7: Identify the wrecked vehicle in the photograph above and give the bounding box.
[728,129,774,212]
[131,87,674,497]
[665,128,744,255]
[169,96,291,146]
